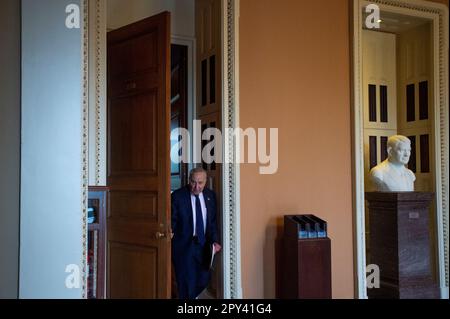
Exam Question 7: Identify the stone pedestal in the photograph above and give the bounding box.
[365,192,440,299]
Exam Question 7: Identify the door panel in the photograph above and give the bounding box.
[109,242,157,299]
[109,32,158,77]
[109,191,158,220]
[109,93,157,174]
[107,12,171,299]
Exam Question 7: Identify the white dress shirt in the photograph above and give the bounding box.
[191,192,207,236]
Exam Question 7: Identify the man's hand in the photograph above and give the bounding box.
[213,242,222,253]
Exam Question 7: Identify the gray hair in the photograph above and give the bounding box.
[189,167,207,182]
[387,135,411,151]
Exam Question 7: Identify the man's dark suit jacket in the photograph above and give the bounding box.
[171,185,219,299]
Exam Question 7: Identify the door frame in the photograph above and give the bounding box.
[82,0,242,299]
[351,0,449,299]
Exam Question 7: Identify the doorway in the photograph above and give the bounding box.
[351,0,449,299]
[86,0,241,299]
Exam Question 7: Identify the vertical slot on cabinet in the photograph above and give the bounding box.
[420,134,430,173]
[369,136,377,169]
[408,136,417,173]
[407,84,415,122]
[209,55,216,104]
[380,85,388,123]
[369,84,377,122]
[419,81,428,120]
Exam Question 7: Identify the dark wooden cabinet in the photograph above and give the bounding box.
[279,237,332,299]
[278,216,332,299]
[88,186,109,299]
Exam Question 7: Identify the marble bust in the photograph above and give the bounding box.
[369,135,416,192]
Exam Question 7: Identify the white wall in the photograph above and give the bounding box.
[21,0,84,298]
[0,0,21,299]
[107,0,195,37]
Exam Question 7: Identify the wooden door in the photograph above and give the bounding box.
[107,12,171,299]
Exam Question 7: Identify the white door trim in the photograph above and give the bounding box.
[221,0,242,299]
[351,0,449,299]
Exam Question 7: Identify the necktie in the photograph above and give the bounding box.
[195,195,205,245]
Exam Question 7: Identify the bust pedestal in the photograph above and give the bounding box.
[365,192,440,299]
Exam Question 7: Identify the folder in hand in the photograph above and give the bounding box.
[204,244,216,270]
[209,244,216,269]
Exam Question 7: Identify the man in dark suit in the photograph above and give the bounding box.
[171,168,221,299]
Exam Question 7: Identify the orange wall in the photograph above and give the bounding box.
[240,0,354,298]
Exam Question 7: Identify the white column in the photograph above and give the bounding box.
[20,0,85,299]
